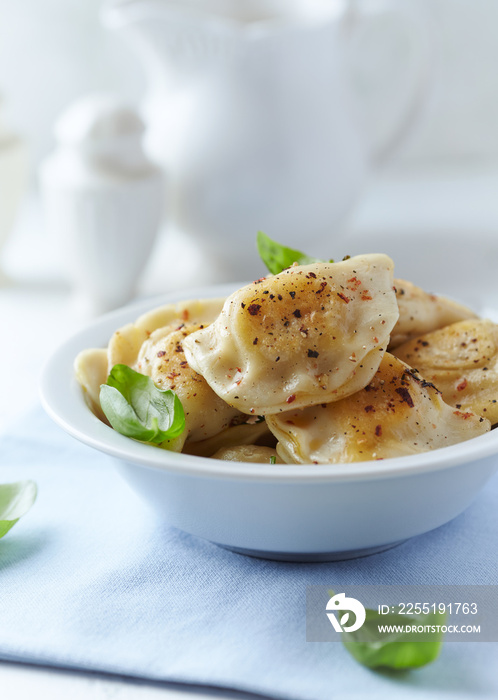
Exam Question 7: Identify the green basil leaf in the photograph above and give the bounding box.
[0,481,37,539]
[100,364,185,445]
[257,231,330,274]
[342,608,446,670]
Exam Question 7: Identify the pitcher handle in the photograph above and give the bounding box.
[343,0,433,163]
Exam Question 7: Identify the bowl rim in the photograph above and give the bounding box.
[40,285,498,484]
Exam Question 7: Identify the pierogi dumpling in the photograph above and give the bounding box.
[136,323,242,443]
[74,348,109,423]
[393,319,498,424]
[107,298,225,372]
[389,279,476,349]
[183,255,399,415]
[211,445,282,463]
[267,354,489,464]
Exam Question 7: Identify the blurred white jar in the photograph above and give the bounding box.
[0,97,28,283]
[40,94,165,315]
[103,0,431,280]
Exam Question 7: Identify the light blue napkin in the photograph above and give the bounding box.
[0,407,497,700]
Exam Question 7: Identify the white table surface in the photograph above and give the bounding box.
[2,165,498,698]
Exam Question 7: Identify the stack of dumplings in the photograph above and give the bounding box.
[76,253,492,464]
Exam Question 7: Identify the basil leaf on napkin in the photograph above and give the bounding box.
[0,481,37,539]
[100,364,185,445]
[342,607,446,670]
[257,231,330,274]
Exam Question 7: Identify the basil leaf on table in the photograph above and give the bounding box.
[100,364,185,445]
[342,608,446,670]
[257,231,331,274]
[0,481,38,539]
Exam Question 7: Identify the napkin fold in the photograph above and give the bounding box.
[0,407,497,700]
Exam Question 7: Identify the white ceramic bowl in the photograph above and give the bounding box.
[40,286,498,561]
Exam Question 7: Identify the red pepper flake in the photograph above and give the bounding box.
[454,410,473,419]
[307,349,319,358]
[347,276,361,290]
[457,378,468,391]
[337,292,350,304]
[293,309,302,318]
[286,394,296,404]
[253,277,266,284]
[307,272,317,279]
[395,386,414,407]
[175,343,183,352]
[253,337,258,345]
[248,303,262,315]
[181,309,190,321]
[361,291,372,301]
[157,350,166,357]
[316,281,327,294]
[364,405,375,413]
[375,425,382,437]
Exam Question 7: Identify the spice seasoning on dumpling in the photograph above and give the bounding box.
[266,354,490,464]
[393,318,498,424]
[136,323,242,443]
[182,254,399,415]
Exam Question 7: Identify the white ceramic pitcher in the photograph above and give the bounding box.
[103,0,430,278]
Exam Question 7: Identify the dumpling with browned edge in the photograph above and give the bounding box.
[393,319,498,424]
[74,297,232,448]
[183,255,399,415]
[107,297,225,371]
[136,323,242,444]
[266,354,489,464]
[389,279,476,349]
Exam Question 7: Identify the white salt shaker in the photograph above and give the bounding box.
[40,94,165,315]
[0,96,28,284]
